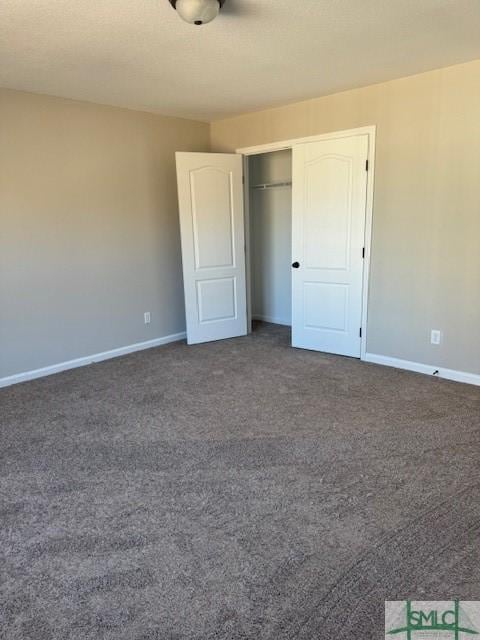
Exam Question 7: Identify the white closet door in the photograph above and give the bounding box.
[175,152,247,344]
[291,135,368,356]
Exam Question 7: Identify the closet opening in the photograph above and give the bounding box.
[246,149,293,335]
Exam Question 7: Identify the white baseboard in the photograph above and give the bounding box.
[364,352,480,387]
[3,336,478,390]
[0,332,186,389]
[253,314,291,327]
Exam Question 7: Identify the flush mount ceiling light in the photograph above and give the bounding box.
[169,0,226,25]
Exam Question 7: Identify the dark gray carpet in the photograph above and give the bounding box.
[1,322,479,639]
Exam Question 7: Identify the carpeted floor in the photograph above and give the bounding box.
[1,322,479,639]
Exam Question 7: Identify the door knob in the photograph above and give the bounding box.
[292,261,300,268]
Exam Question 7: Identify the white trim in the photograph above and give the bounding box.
[360,127,376,360]
[253,314,291,327]
[243,155,253,333]
[364,353,480,387]
[236,126,376,156]
[0,332,186,389]
[238,125,376,361]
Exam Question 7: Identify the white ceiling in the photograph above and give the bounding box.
[1,0,480,122]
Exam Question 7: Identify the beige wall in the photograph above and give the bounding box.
[2,60,479,380]
[211,59,480,375]
[0,89,209,378]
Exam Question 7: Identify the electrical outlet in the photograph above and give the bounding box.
[430,329,441,345]
[144,312,151,325]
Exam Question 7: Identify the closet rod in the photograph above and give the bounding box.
[251,181,292,190]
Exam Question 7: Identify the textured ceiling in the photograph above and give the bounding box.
[1,0,480,122]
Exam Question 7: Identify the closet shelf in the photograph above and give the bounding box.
[251,181,292,190]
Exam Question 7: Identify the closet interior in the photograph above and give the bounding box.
[248,149,293,330]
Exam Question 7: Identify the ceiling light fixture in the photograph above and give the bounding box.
[169,0,225,25]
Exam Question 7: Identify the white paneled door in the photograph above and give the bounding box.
[291,135,369,356]
[175,152,247,344]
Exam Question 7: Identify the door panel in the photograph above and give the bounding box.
[176,152,247,344]
[305,155,352,270]
[197,277,237,323]
[191,167,234,269]
[304,282,348,331]
[292,135,368,356]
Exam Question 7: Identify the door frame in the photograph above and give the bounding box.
[237,125,376,360]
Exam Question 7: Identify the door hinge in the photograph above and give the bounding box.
[359,327,362,338]
[242,175,245,185]
[365,159,369,171]
[362,247,365,259]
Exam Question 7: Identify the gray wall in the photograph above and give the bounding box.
[211,59,480,376]
[0,89,209,378]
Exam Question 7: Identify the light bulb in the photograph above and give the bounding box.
[175,0,220,25]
